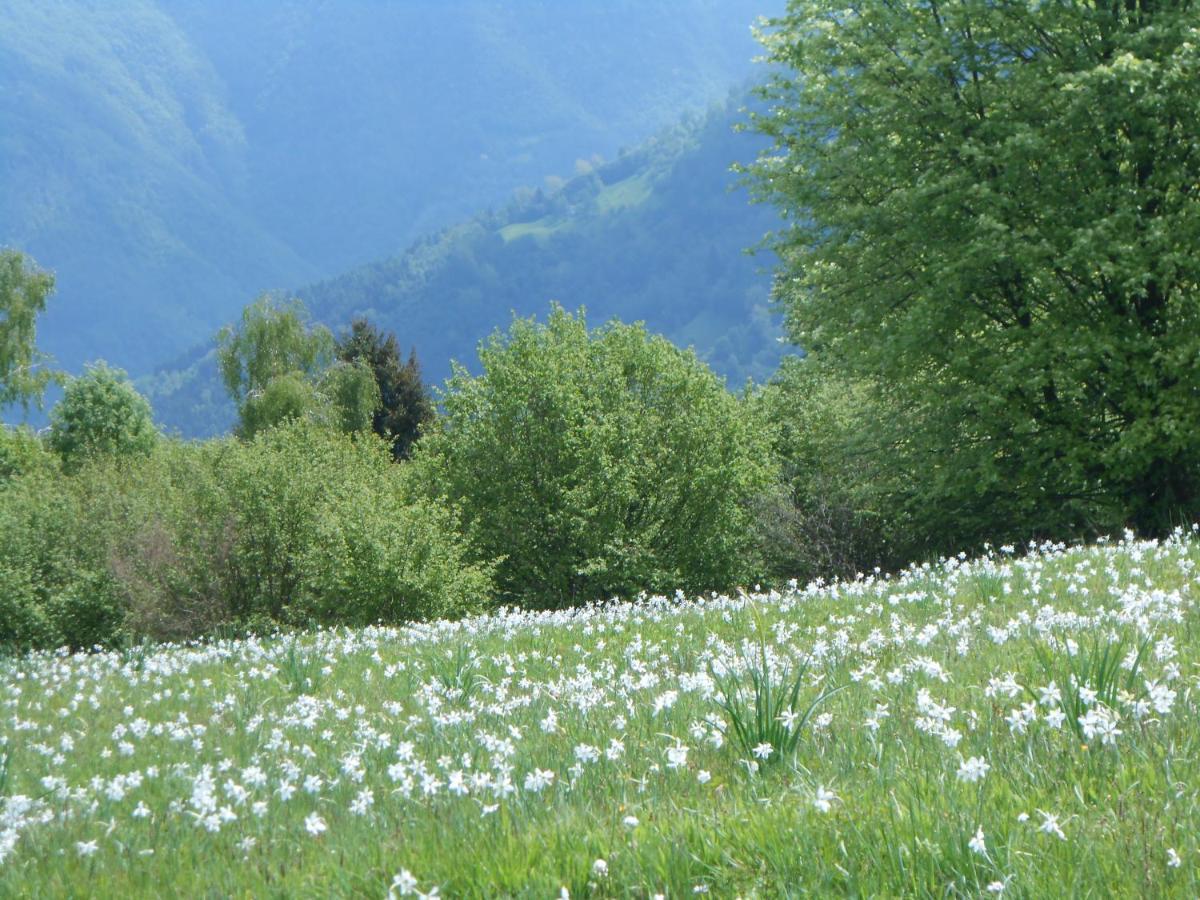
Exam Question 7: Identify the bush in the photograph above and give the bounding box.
[295,462,492,626]
[413,306,776,608]
[209,421,490,627]
[1,424,491,650]
[753,357,892,585]
[0,468,125,650]
[48,362,157,472]
[100,443,236,642]
[0,425,57,485]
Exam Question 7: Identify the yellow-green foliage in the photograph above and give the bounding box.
[0,423,491,650]
[414,305,776,608]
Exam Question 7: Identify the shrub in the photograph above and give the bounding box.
[109,423,490,635]
[753,357,892,584]
[413,306,776,608]
[48,362,157,472]
[0,425,56,485]
[0,468,125,650]
[1,424,491,650]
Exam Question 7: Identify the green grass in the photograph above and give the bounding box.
[595,172,655,214]
[498,216,571,242]
[1,531,1199,896]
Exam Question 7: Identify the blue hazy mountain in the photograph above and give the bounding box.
[143,93,787,437]
[0,0,778,376]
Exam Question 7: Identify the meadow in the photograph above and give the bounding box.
[1,529,1197,897]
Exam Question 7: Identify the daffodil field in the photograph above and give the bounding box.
[3,531,1199,897]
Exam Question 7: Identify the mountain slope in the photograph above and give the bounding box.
[0,0,316,373]
[0,0,778,376]
[144,95,786,437]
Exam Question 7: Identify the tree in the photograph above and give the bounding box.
[336,318,434,460]
[48,362,158,471]
[216,294,378,439]
[413,306,775,608]
[0,249,58,413]
[216,293,333,411]
[747,1,1200,546]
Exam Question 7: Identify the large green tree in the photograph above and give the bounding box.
[414,306,775,608]
[748,0,1200,544]
[0,249,58,413]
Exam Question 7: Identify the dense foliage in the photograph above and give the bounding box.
[748,0,1200,555]
[335,319,434,461]
[414,307,776,609]
[0,424,489,650]
[0,249,58,411]
[48,362,158,472]
[216,295,379,439]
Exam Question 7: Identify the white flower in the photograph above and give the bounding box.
[592,858,608,877]
[623,815,639,828]
[1078,706,1122,746]
[666,744,689,769]
[969,826,987,856]
[1037,810,1065,840]
[304,812,326,836]
[1167,847,1181,868]
[696,770,712,784]
[523,769,555,793]
[813,785,836,813]
[76,840,99,857]
[957,756,990,784]
[350,788,374,815]
[390,869,419,897]
[752,742,774,760]
[1038,682,1062,707]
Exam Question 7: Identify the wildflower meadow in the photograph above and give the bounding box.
[2,530,1198,897]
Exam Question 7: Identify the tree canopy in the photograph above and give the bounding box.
[336,319,434,461]
[0,249,58,413]
[216,294,378,439]
[48,362,158,472]
[414,306,775,608]
[748,0,1200,545]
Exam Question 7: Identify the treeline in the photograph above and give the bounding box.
[6,0,1199,651]
[2,241,1196,652]
[1,258,797,651]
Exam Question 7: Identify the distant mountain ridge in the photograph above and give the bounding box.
[143,94,787,437]
[0,0,779,377]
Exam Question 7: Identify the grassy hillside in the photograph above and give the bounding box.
[2,532,1197,895]
[144,96,786,437]
[0,0,777,376]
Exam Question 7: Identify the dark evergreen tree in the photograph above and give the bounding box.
[337,319,434,460]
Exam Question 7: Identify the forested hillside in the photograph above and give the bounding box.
[144,95,785,437]
[0,0,775,375]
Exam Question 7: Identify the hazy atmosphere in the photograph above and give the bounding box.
[1,0,781,401]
